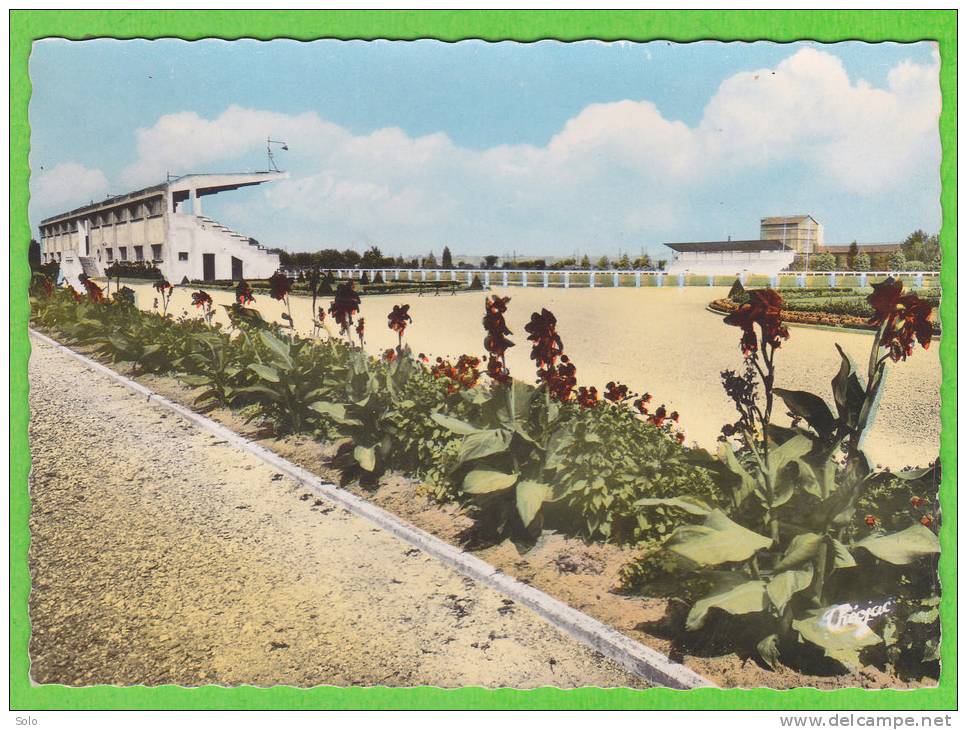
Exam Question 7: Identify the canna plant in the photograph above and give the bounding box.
[268,270,295,329]
[191,290,215,326]
[154,277,174,317]
[635,279,940,673]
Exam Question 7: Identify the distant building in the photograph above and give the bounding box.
[821,243,903,270]
[39,171,286,286]
[760,215,824,254]
[663,239,796,276]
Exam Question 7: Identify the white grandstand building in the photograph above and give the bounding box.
[38,171,285,287]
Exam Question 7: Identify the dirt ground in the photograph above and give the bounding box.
[28,335,648,689]
[35,336,929,691]
[121,282,942,470]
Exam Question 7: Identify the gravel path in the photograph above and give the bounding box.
[28,335,644,688]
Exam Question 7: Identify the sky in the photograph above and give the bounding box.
[28,39,941,259]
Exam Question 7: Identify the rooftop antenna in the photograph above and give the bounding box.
[267,137,289,172]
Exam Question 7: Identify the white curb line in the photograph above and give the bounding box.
[29,328,716,690]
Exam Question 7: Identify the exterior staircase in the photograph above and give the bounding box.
[195,215,268,251]
[78,255,101,279]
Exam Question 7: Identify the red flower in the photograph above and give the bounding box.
[418,352,429,363]
[82,277,105,303]
[153,278,172,293]
[235,280,255,305]
[524,308,564,369]
[670,411,680,423]
[355,317,366,343]
[648,405,668,427]
[911,496,926,508]
[576,386,599,408]
[388,304,412,341]
[268,271,293,301]
[483,295,514,382]
[920,515,933,527]
[633,398,649,415]
[723,288,789,355]
[191,290,213,309]
[676,432,686,444]
[865,515,878,528]
[329,282,361,335]
[868,278,935,362]
[540,355,577,403]
[604,381,629,403]
[382,348,397,362]
[317,307,326,323]
[431,354,481,393]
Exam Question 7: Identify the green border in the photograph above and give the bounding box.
[9,9,957,711]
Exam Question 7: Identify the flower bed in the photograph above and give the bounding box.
[29,270,941,687]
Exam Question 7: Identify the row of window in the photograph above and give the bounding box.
[40,197,164,237]
[42,246,191,265]
[103,244,165,262]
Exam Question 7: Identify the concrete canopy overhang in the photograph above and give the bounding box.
[166,171,290,198]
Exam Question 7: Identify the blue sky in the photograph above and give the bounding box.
[29,39,941,258]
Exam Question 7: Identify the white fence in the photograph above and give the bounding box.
[320,268,939,290]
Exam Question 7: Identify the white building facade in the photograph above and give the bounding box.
[39,172,285,286]
[663,240,797,276]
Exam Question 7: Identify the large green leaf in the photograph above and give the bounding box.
[430,412,481,436]
[666,510,771,566]
[515,480,550,527]
[308,401,364,427]
[774,533,824,571]
[259,330,293,369]
[462,469,518,495]
[457,429,513,465]
[773,388,837,440]
[249,363,281,383]
[766,567,814,612]
[353,445,377,472]
[757,633,781,670]
[793,607,881,670]
[831,344,866,430]
[686,579,767,630]
[767,434,814,484]
[634,496,713,517]
[854,524,940,565]
[718,444,758,507]
[829,538,857,569]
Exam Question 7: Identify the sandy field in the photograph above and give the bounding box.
[28,335,645,688]
[121,281,941,469]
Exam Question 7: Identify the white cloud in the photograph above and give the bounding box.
[103,47,940,254]
[31,162,109,214]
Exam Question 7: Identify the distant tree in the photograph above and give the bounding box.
[904,260,925,271]
[901,230,939,264]
[811,252,836,271]
[424,251,438,268]
[888,250,907,271]
[616,253,631,269]
[441,246,454,269]
[580,254,591,269]
[373,271,385,284]
[28,239,41,271]
[656,259,667,271]
[360,271,371,285]
[361,245,385,268]
[341,249,362,267]
[931,253,942,271]
[851,252,871,271]
[847,241,859,270]
[483,255,500,268]
[632,254,652,270]
[596,255,610,270]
